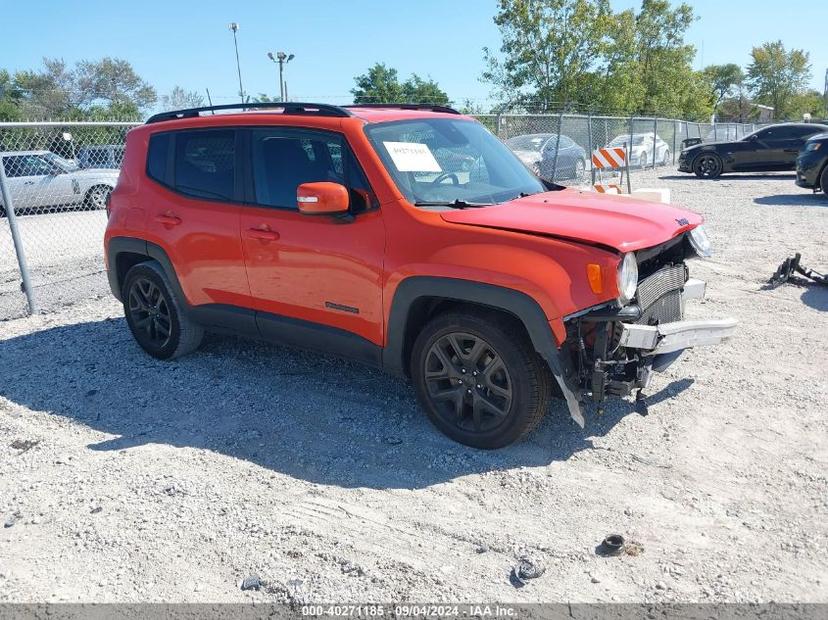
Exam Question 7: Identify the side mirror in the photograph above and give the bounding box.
[296,182,349,215]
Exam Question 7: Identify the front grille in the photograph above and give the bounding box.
[636,264,686,325]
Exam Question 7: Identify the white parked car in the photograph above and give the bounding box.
[606,133,671,167]
[0,150,118,216]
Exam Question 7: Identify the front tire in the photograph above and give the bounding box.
[819,165,828,197]
[694,153,723,178]
[410,311,551,449]
[122,262,203,360]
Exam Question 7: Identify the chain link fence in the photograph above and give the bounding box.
[479,113,760,187]
[0,114,761,321]
[0,121,139,319]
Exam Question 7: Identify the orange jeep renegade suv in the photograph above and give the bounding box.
[104,102,736,448]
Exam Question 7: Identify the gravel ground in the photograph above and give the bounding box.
[0,170,826,604]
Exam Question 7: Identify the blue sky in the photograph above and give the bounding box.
[1,0,826,109]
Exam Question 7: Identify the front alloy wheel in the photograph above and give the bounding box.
[694,154,723,178]
[424,332,513,434]
[411,312,552,449]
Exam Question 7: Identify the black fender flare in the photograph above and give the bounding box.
[384,276,585,425]
[107,237,187,304]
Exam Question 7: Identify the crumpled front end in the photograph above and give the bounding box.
[559,233,736,425]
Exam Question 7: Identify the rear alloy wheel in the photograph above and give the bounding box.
[411,312,551,449]
[640,151,649,168]
[85,185,111,210]
[123,262,203,360]
[820,165,828,197]
[694,154,723,178]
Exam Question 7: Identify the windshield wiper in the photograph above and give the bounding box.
[414,199,491,209]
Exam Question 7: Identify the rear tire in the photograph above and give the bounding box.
[85,185,112,210]
[410,310,552,449]
[662,150,671,166]
[122,262,203,360]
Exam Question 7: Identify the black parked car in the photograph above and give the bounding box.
[796,132,828,195]
[678,123,828,178]
[505,133,587,180]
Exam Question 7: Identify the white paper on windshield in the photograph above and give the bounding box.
[383,141,442,172]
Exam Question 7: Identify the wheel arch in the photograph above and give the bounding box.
[106,237,186,304]
[384,276,585,425]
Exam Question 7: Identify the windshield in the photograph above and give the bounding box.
[365,118,545,206]
[43,152,78,171]
[505,134,554,152]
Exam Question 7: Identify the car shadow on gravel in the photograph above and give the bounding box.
[659,173,797,181]
[753,194,828,207]
[0,318,692,489]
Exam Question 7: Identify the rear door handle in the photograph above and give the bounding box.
[247,226,280,241]
[154,214,182,226]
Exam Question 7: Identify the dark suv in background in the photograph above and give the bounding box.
[796,132,828,195]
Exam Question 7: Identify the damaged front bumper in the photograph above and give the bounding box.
[557,272,737,427]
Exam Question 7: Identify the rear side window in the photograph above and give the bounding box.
[174,130,236,201]
[146,133,171,184]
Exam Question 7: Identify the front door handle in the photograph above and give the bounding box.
[154,213,182,226]
[247,226,280,241]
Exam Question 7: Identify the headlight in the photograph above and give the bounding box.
[688,225,712,258]
[804,142,822,152]
[617,252,638,305]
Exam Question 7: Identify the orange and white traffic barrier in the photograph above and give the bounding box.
[591,147,626,170]
[593,184,621,194]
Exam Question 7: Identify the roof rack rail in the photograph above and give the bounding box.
[146,102,352,124]
[344,103,461,115]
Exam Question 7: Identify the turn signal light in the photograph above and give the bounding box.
[587,264,603,294]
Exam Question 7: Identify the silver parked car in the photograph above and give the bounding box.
[0,150,119,216]
[606,133,671,167]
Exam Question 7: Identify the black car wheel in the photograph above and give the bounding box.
[411,311,552,449]
[694,153,723,178]
[123,262,204,360]
[85,185,112,210]
[820,165,828,197]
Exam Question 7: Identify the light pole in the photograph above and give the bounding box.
[228,22,245,103]
[267,51,294,102]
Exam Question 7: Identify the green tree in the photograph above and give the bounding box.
[160,85,205,111]
[482,0,612,111]
[351,63,450,105]
[351,63,404,103]
[703,63,744,109]
[480,0,709,119]
[788,89,827,120]
[4,57,154,120]
[746,41,811,120]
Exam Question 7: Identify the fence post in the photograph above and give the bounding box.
[551,111,563,182]
[628,116,634,169]
[653,117,658,169]
[0,164,37,314]
[587,112,595,186]
[672,120,678,164]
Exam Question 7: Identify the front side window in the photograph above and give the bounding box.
[173,130,236,201]
[250,128,374,211]
[365,118,545,206]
